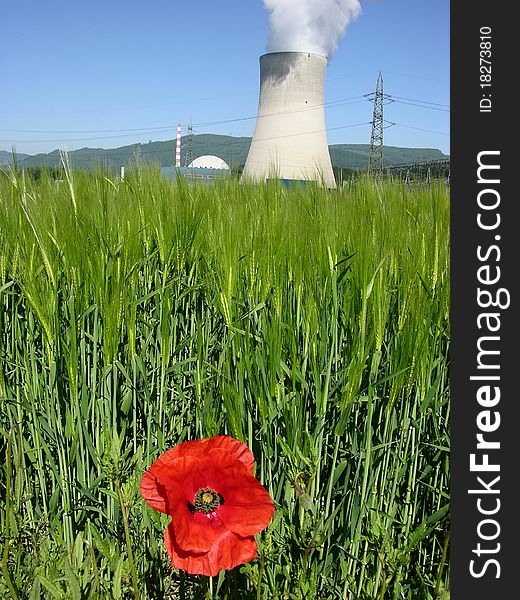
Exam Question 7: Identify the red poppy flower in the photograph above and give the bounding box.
[140,435,275,576]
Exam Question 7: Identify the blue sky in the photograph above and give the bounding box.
[1,1,449,156]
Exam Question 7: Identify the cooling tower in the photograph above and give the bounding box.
[242,51,336,188]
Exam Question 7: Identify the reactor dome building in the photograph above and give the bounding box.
[242,51,336,188]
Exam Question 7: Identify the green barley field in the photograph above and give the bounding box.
[0,166,450,599]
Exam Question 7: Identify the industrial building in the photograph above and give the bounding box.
[242,51,336,188]
[160,155,230,184]
[187,155,230,170]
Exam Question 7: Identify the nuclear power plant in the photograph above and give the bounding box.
[242,51,336,188]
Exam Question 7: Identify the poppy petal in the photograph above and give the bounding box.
[171,499,228,553]
[161,451,275,537]
[140,456,197,514]
[215,469,275,536]
[164,435,255,473]
[164,521,258,577]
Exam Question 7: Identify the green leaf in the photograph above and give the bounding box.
[37,576,65,599]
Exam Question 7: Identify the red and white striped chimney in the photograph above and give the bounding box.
[175,123,181,167]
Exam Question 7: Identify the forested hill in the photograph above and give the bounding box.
[11,135,449,171]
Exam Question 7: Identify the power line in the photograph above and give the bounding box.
[1,87,450,155]
[0,91,450,144]
[244,122,370,143]
[0,95,368,138]
[0,125,180,134]
[384,94,449,108]
[387,99,449,113]
[0,130,183,143]
[386,121,449,136]
[0,92,259,118]
[8,123,372,162]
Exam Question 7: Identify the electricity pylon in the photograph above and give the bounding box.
[184,119,193,168]
[368,71,384,174]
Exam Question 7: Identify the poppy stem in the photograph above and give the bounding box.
[257,552,265,600]
[180,571,186,600]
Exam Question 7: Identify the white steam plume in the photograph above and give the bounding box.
[263,0,362,58]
